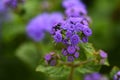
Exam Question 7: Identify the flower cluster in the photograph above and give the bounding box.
[3,0,25,9]
[44,52,59,66]
[26,12,63,42]
[51,0,92,62]
[114,71,120,80]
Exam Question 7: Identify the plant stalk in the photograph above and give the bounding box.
[68,64,74,80]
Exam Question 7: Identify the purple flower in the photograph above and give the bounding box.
[66,30,73,38]
[82,19,89,26]
[84,73,102,80]
[75,46,80,50]
[3,0,18,9]
[83,26,92,36]
[114,71,120,80]
[44,54,52,61]
[62,0,85,9]
[62,49,68,56]
[100,50,108,59]
[91,73,102,80]
[3,0,25,9]
[66,23,75,31]
[62,39,69,45]
[65,6,87,17]
[26,13,63,42]
[50,12,63,27]
[75,23,84,32]
[26,15,45,41]
[74,52,79,58]
[67,56,74,62]
[67,46,76,54]
[0,0,9,22]
[82,36,88,43]
[50,60,57,66]
[70,34,80,45]
[54,31,62,42]
[26,25,45,42]
[68,17,83,24]
[61,21,69,30]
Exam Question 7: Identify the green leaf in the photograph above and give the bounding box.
[76,61,101,74]
[36,65,69,78]
[103,59,110,66]
[16,42,41,68]
[80,43,96,59]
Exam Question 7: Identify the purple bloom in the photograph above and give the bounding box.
[74,52,79,58]
[4,0,18,9]
[83,26,92,36]
[44,54,52,61]
[50,12,63,27]
[26,14,45,42]
[65,6,87,17]
[3,0,25,9]
[70,34,80,45]
[100,50,108,59]
[84,74,92,80]
[26,25,45,42]
[62,39,69,45]
[67,56,74,62]
[62,0,85,9]
[62,49,68,56]
[75,46,80,50]
[68,24,75,31]
[61,21,69,30]
[91,73,102,80]
[54,31,62,42]
[75,23,84,32]
[84,73,102,80]
[82,36,88,43]
[68,17,83,24]
[26,13,63,42]
[82,19,89,26]
[67,46,76,54]
[50,60,57,66]
[0,0,9,22]
[66,30,73,38]
[114,71,120,80]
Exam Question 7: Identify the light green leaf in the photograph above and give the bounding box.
[16,42,41,68]
[80,43,96,59]
[76,61,101,74]
[36,65,69,78]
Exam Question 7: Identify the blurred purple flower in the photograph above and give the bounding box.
[70,34,80,45]
[53,31,62,42]
[67,56,74,62]
[84,73,102,80]
[44,54,52,61]
[114,71,120,80]
[100,50,108,59]
[50,60,57,66]
[65,6,87,17]
[67,45,76,54]
[26,12,63,42]
[62,0,85,9]
[74,52,79,58]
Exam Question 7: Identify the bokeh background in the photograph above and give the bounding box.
[1,0,120,80]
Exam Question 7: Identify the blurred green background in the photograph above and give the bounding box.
[1,0,120,80]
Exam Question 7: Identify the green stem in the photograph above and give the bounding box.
[68,65,74,80]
